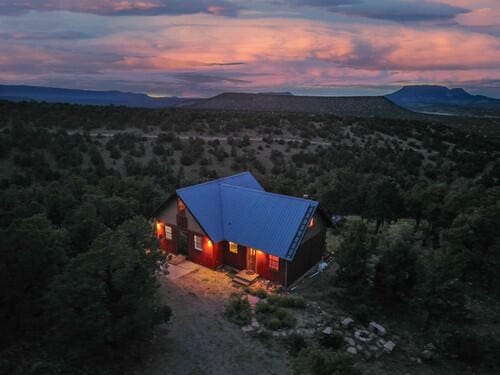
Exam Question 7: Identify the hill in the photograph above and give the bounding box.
[386,85,500,116]
[0,84,188,108]
[181,92,415,118]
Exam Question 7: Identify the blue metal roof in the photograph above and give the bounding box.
[176,172,318,261]
[176,172,264,242]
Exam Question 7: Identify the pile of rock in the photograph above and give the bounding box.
[334,317,397,360]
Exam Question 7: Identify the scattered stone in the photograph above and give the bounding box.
[346,347,357,355]
[421,350,433,360]
[354,329,372,343]
[344,337,355,346]
[368,345,378,352]
[322,326,333,335]
[376,338,386,348]
[251,318,260,328]
[341,317,354,328]
[369,322,386,336]
[356,345,363,351]
[242,325,254,332]
[247,294,260,307]
[425,343,436,351]
[383,340,396,353]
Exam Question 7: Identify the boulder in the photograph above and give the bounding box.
[322,326,333,335]
[369,322,386,336]
[421,350,433,360]
[383,340,396,353]
[346,347,357,355]
[341,317,354,328]
[344,337,355,346]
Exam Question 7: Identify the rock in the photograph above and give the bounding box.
[369,322,386,336]
[383,340,396,353]
[346,347,357,355]
[376,338,386,348]
[425,343,436,351]
[356,345,363,351]
[242,325,254,332]
[344,337,355,346]
[251,318,260,328]
[341,317,354,328]
[322,326,333,335]
[421,350,433,360]
[354,329,372,343]
[368,345,379,352]
[363,351,373,360]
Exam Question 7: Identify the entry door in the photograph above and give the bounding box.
[247,248,257,273]
[177,231,188,255]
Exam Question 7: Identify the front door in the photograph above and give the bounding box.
[177,231,188,255]
[246,248,257,273]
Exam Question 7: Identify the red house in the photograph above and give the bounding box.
[152,172,328,287]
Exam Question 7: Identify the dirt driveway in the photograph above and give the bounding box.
[133,263,292,375]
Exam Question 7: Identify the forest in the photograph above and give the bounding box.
[0,100,499,374]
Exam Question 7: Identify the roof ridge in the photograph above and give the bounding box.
[176,171,255,193]
[220,183,318,205]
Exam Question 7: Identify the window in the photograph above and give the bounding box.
[308,217,315,228]
[269,255,279,271]
[194,235,202,251]
[177,198,186,214]
[165,225,172,240]
[229,241,238,254]
[156,221,165,238]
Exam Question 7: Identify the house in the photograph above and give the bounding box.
[152,172,328,287]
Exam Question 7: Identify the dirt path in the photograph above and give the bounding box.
[133,266,292,375]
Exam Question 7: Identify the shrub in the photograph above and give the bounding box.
[225,294,251,326]
[256,303,296,330]
[294,349,361,375]
[247,287,268,299]
[443,330,484,364]
[284,333,308,357]
[267,294,307,309]
[318,332,344,350]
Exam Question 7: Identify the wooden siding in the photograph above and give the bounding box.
[285,228,326,286]
[156,198,205,234]
[222,242,247,270]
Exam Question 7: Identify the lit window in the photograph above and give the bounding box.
[308,217,315,228]
[156,221,165,238]
[177,198,186,213]
[269,255,279,271]
[165,225,172,240]
[194,235,202,251]
[229,241,238,254]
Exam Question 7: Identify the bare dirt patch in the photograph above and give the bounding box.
[130,265,292,375]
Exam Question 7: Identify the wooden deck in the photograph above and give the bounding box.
[233,270,260,286]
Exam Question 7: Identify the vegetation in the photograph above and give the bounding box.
[1,100,499,372]
[224,293,252,326]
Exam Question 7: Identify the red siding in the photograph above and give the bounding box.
[222,242,247,270]
[255,251,286,285]
[186,232,218,269]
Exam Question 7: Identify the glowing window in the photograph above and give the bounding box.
[165,225,172,240]
[269,255,279,271]
[229,241,238,254]
[308,217,315,228]
[156,221,165,238]
[177,198,186,213]
[194,235,202,251]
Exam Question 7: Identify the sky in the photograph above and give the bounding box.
[0,0,499,98]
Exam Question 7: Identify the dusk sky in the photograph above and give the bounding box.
[1,0,499,97]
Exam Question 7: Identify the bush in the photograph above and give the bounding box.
[225,294,251,326]
[247,287,268,299]
[318,332,344,350]
[267,294,307,309]
[284,333,307,356]
[256,302,296,330]
[443,330,484,364]
[294,349,361,375]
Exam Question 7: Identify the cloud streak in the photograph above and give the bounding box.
[0,0,240,16]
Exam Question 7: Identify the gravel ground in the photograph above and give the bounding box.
[131,265,292,375]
